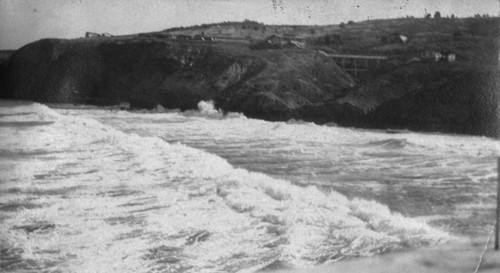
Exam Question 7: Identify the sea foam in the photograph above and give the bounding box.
[0,100,457,272]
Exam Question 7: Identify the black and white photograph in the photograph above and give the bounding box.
[0,0,499,272]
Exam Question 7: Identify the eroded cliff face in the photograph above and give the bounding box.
[0,38,354,120]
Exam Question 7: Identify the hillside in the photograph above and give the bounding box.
[0,37,354,119]
[0,17,498,136]
[155,17,498,66]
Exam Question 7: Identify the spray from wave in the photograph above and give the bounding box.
[0,101,457,273]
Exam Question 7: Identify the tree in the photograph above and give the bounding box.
[425,13,431,19]
[434,11,441,19]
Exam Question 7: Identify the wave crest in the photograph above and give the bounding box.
[0,100,455,272]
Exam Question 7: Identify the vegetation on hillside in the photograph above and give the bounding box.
[158,16,498,71]
[1,16,498,136]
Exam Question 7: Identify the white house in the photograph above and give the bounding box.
[399,34,408,43]
[443,52,456,62]
[85,32,100,38]
[421,51,456,62]
[420,51,442,62]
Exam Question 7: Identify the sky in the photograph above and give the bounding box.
[0,0,498,49]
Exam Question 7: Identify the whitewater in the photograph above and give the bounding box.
[0,100,499,272]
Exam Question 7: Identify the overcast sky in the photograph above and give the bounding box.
[0,0,498,49]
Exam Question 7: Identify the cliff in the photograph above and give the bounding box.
[293,63,499,137]
[0,37,354,119]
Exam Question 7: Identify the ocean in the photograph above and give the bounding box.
[0,100,498,272]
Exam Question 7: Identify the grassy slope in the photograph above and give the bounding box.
[158,18,498,57]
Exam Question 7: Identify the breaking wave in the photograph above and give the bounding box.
[0,101,457,273]
[129,100,244,120]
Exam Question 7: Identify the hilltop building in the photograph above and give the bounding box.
[267,34,285,46]
[193,34,206,41]
[421,51,442,62]
[420,50,456,62]
[85,32,100,38]
[393,32,408,44]
[84,32,114,38]
[442,52,456,62]
[397,34,408,43]
[265,34,306,49]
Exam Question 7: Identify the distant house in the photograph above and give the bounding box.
[284,34,306,49]
[289,40,306,49]
[392,33,408,43]
[191,33,215,42]
[399,34,408,43]
[265,34,306,48]
[102,33,113,37]
[85,32,100,38]
[193,34,205,41]
[441,52,456,62]
[421,51,456,62]
[420,51,442,62]
[266,34,285,46]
